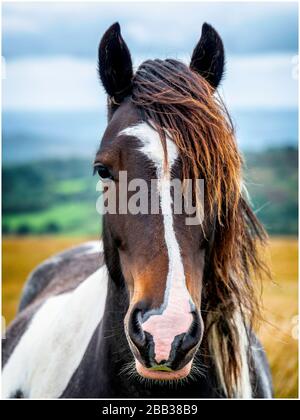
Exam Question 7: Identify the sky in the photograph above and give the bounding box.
[2,1,298,113]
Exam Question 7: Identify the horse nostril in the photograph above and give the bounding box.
[181,311,203,354]
[128,308,146,349]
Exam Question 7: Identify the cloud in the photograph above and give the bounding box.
[2,15,40,34]
[220,53,298,110]
[126,21,187,51]
[2,56,105,111]
[2,53,297,112]
[2,2,298,58]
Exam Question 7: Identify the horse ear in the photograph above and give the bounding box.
[190,23,225,90]
[98,22,133,104]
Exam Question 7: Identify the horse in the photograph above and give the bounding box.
[2,22,273,399]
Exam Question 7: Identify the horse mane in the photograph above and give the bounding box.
[131,58,269,397]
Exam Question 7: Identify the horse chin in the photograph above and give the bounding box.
[135,359,193,381]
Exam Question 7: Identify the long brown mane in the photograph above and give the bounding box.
[131,58,268,397]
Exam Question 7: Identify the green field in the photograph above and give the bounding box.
[3,159,100,235]
[3,202,101,236]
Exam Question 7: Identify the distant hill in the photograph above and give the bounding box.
[244,146,297,235]
[2,146,298,236]
[2,109,298,163]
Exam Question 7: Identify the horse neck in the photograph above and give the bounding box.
[60,275,133,398]
[100,274,131,365]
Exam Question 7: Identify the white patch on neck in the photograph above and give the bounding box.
[2,265,108,399]
[83,240,104,255]
[120,122,193,363]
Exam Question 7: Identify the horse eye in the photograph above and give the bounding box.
[93,164,113,181]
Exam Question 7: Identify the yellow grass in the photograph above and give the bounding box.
[259,237,298,399]
[2,236,298,398]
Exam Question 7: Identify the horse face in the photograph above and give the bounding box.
[95,100,206,379]
[96,22,225,380]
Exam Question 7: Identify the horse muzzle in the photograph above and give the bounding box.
[125,302,203,380]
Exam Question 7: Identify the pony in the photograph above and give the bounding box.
[2,22,272,399]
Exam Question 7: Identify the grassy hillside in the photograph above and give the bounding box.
[2,236,297,398]
[245,147,298,235]
[2,159,101,236]
[2,146,298,236]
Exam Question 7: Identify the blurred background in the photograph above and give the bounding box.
[1,1,298,398]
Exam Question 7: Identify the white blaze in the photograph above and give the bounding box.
[120,123,193,363]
